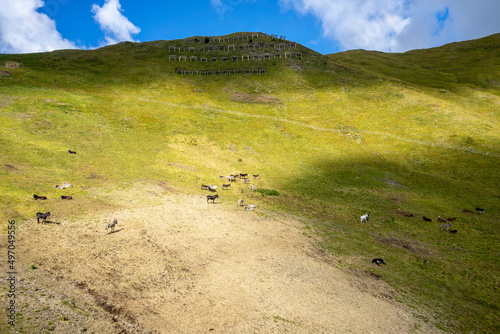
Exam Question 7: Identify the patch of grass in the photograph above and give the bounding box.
[256,188,280,196]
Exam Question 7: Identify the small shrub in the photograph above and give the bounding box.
[204,37,210,44]
[257,188,280,196]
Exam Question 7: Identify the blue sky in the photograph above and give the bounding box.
[0,0,499,54]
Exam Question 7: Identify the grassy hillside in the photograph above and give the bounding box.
[328,33,500,92]
[1,32,499,332]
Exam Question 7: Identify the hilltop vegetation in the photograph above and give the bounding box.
[1,32,499,333]
[329,33,500,91]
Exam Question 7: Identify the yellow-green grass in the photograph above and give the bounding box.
[1,33,499,332]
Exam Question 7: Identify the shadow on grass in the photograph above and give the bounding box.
[276,153,498,220]
[40,220,61,225]
[272,154,500,333]
[106,228,123,234]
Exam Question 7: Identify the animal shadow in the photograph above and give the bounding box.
[43,220,61,225]
[106,228,124,234]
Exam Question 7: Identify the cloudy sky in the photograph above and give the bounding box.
[0,0,498,54]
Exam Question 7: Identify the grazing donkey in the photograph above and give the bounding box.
[222,184,231,190]
[372,258,386,266]
[449,229,458,234]
[33,194,47,200]
[61,195,73,200]
[36,212,51,224]
[68,150,77,154]
[105,219,118,233]
[476,207,485,214]
[440,223,453,231]
[360,213,369,223]
[207,194,219,204]
[238,199,244,207]
[423,216,432,222]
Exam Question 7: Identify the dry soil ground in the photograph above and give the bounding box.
[2,183,441,333]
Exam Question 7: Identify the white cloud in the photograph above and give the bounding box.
[280,0,500,52]
[0,0,77,53]
[92,0,140,46]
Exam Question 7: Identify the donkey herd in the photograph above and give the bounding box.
[31,150,486,264]
[358,207,486,240]
[201,172,259,210]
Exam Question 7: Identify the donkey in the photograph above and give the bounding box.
[360,213,369,223]
[207,194,219,204]
[33,194,47,200]
[105,219,118,233]
[36,212,51,224]
[441,223,453,231]
[372,258,386,266]
[68,150,77,154]
[61,195,73,200]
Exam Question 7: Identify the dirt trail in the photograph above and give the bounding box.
[5,184,440,333]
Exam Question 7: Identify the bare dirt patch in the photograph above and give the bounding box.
[3,61,21,69]
[3,163,18,171]
[379,236,435,257]
[4,183,441,333]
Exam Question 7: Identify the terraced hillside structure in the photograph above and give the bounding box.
[0,32,499,333]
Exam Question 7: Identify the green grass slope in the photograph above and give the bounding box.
[328,33,500,92]
[1,32,499,332]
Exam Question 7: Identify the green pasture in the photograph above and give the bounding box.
[1,32,499,332]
